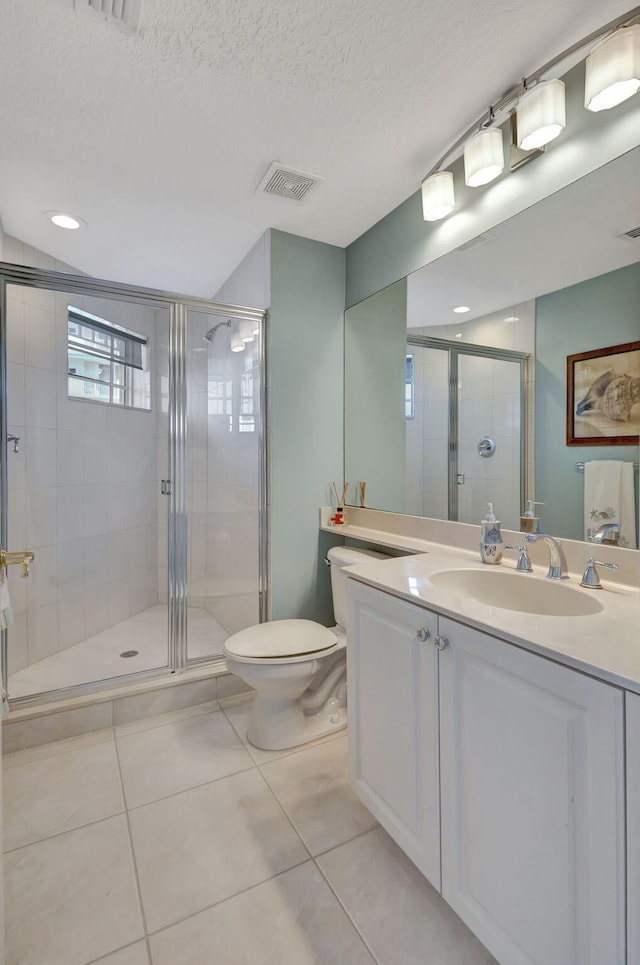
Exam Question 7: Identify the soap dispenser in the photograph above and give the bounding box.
[520,500,544,535]
[480,503,503,564]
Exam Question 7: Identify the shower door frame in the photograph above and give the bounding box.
[407,335,530,522]
[0,263,268,704]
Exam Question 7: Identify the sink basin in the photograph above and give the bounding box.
[429,568,603,617]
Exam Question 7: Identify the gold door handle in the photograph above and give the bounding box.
[0,550,35,577]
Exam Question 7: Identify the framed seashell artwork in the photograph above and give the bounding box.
[567,341,640,445]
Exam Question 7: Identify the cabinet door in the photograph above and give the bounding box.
[627,692,640,964]
[346,580,440,888]
[439,616,625,965]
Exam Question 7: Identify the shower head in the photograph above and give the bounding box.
[202,320,231,343]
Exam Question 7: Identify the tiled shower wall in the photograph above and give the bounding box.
[4,235,160,675]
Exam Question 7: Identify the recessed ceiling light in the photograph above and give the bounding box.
[453,305,470,314]
[46,211,87,230]
[504,315,520,322]
[455,333,463,338]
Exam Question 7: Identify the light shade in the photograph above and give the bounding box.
[585,25,640,112]
[230,331,245,352]
[464,128,504,187]
[421,171,455,221]
[239,320,255,342]
[517,79,566,150]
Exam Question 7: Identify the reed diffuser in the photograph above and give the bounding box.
[329,482,350,525]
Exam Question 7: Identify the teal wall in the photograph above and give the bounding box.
[536,263,640,541]
[344,279,407,511]
[269,230,345,624]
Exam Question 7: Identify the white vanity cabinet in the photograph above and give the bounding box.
[627,692,640,965]
[347,578,626,965]
[438,615,625,965]
[346,580,441,888]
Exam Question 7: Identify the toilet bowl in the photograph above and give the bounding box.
[224,545,389,751]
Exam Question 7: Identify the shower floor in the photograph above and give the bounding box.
[8,605,229,700]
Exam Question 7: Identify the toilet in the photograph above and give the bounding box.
[224,545,389,750]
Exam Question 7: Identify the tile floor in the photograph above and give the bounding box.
[3,695,496,965]
[9,605,228,699]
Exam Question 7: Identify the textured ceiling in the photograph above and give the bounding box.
[0,0,634,296]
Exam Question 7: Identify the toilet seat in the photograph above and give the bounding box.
[224,619,338,665]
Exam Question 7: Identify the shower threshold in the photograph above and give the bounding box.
[8,605,229,701]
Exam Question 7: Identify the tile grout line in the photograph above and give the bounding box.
[2,806,127,857]
[144,855,316,944]
[313,851,384,965]
[119,760,257,814]
[2,725,117,768]
[112,700,222,738]
[113,730,154,964]
[85,938,150,965]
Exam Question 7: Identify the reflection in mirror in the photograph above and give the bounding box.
[344,147,640,545]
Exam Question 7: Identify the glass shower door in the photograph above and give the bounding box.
[457,352,522,529]
[183,309,264,665]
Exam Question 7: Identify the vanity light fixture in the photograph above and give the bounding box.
[230,330,245,353]
[453,305,470,314]
[418,6,640,223]
[251,322,260,336]
[464,128,505,187]
[516,79,566,150]
[47,211,87,230]
[239,320,255,342]
[585,25,640,111]
[421,171,455,221]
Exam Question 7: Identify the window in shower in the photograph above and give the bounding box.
[405,354,415,419]
[67,307,151,410]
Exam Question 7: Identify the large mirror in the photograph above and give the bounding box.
[345,146,640,545]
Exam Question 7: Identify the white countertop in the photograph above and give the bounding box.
[346,543,640,695]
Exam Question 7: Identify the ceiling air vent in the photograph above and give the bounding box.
[618,225,640,240]
[74,0,143,35]
[456,233,493,253]
[257,163,323,203]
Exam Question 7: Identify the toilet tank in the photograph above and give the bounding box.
[327,545,390,630]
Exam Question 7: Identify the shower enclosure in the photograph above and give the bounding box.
[405,335,529,529]
[0,264,266,705]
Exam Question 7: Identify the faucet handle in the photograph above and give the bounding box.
[505,545,533,572]
[580,557,620,589]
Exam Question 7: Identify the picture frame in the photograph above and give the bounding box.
[566,340,640,446]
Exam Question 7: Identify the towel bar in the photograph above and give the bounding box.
[576,461,639,473]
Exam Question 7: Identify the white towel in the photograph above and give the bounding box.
[0,568,13,629]
[584,460,637,549]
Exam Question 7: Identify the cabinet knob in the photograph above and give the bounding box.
[434,635,449,651]
[416,627,431,642]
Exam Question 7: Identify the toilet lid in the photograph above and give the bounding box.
[225,620,338,659]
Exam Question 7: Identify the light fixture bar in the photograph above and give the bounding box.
[420,4,640,185]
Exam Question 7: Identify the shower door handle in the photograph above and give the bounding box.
[161,479,173,496]
[0,549,35,577]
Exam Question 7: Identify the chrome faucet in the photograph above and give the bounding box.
[525,533,569,580]
[588,522,621,545]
